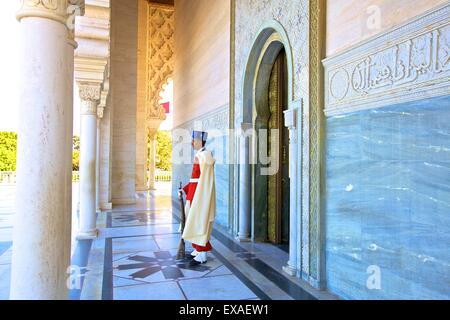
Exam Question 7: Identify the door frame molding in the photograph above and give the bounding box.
[239,19,301,277]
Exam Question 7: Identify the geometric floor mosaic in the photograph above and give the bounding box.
[0,183,331,300]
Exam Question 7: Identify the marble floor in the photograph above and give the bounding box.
[0,182,335,300]
[0,183,81,300]
[0,185,14,300]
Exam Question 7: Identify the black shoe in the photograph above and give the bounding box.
[189,259,207,267]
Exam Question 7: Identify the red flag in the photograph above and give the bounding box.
[161,102,170,114]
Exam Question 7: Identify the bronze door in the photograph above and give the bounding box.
[267,49,290,245]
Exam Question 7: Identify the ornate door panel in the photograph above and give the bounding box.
[267,49,289,244]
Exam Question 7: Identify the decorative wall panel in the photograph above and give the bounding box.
[323,3,450,116]
[325,95,450,300]
[234,0,309,106]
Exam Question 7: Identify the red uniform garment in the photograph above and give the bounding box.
[183,155,212,252]
[192,242,212,252]
[183,157,200,202]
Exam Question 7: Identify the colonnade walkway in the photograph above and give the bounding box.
[0,185,14,299]
[0,182,333,300]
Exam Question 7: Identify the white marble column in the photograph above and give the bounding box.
[95,106,104,213]
[98,91,112,211]
[11,0,84,300]
[77,83,101,239]
[148,129,157,190]
[64,17,78,278]
[237,123,252,242]
[64,44,75,276]
[283,108,299,277]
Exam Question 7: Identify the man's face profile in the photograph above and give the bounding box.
[191,138,203,151]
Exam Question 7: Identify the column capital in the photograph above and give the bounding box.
[78,83,101,115]
[17,0,85,26]
[148,127,158,139]
[148,118,162,135]
[78,83,102,102]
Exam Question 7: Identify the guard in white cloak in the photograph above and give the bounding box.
[182,131,216,264]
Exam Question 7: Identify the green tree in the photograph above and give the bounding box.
[0,133,81,171]
[72,135,80,171]
[154,130,172,171]
[73,135,80,151]
[0,132,17,171]
[72,150,80,171]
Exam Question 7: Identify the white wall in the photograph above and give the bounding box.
[174,0,230,128]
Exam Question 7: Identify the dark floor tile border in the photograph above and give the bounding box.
[107,211,178,229]
[102,238,113,300]
[171,204,268,300]
[69,239,93,300]
[109,208,168,215]
[244,258,316,300]
[108,232,178,240]
[175,280,188,300]
[276,244,289,254]
[212,228,316,300]
[108,221,179,229]
[106,212,112,228]
[211,249,271,301]
[212,229,246,253]
[211,222,317,300]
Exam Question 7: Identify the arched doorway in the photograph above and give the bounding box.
[241,26,294,239]
[238,21,299,276]
[253,48,290,245]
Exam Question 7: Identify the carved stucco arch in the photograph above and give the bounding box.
[151,75,173,122]
[146,2,174,123]
[242,19,295,123]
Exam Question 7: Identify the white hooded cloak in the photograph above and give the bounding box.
[182,149,216,246]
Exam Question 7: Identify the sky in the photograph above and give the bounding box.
[0,1,21,133]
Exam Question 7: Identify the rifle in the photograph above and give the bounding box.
[176,181,186,260]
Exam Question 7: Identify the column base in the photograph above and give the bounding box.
[100,202,113,211]
[136,187,149,192]
[76,229,99,240]
[283,264,297,277]
[235,235,251,242]
[112,198,136,205]
[308,276,324,290]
